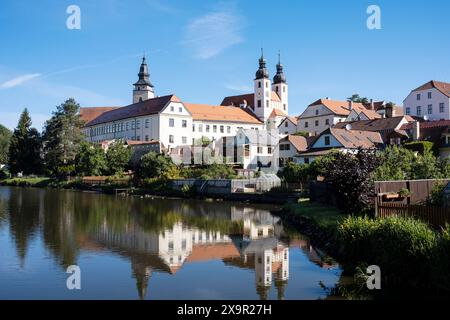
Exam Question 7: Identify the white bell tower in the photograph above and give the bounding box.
[133,56,155,104]
[272,52,288,114]
[253,49,273,124]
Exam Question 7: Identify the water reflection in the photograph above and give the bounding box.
[0,187,340,300]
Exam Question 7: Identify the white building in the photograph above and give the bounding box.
[278,135,308,167]
[278,116,299,135]
[403,80,450,120]
[297,98,382,136]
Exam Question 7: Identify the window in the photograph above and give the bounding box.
[179,107,183,112]
[227,126,231,134]
[324,136,330,146]
[258,81,261,88]
[126,122,129,131]
[145,119,150,128]
[417,94,421,101]
[440,103,445,113]
[219,125,224,133]
[182,120,187,128]
[257,100,262,108]
[136,136,140,141]
[268,147,272,154]
[213,125,217,133]
[265,82,268,88]
[192,124,195,132]
[315,120,319,127]
[283,104,286,110]
[315,109,319,115]
[169,118,174,127]
[136,120,140,129]
[169,135,174,143]
[406,107,411,115]
[285,121,288,127]
[257,147,263,153]
[325,119,330,125]
[182,136,187,144]
[168,241,174,251]
[275,86,279,93]
[206,125,210,132]
[266,100,269,108]
[283,87,286,93]
[199,124,203,132]
[304,157,310,164]
[170,106,174,112]
[305,122,309,128]
[428,92,432,99]
[131,122,135,130]
[428,104,433,114]
[417,106,422,116]
[145,135,149,141]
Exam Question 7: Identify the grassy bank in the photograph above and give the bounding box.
[280,199,450,298]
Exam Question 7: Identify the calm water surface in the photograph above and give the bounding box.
[0,187,342,300]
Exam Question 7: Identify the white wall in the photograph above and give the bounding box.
[403,88,450,120]
[297,103,346,136]
[159,102,193,150]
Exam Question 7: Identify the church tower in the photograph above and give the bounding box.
[133,56,155,104]
[254,50,273,123]
[272,52,288,113]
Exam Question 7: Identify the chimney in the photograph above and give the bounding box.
[385,103,394,118]
[412,120,420,141]
[370,99,375,110]
[348,100,353,111]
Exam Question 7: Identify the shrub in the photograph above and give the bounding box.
[277,162,311,183]
[137,152,181,181]
[426,181,445,206]
[433,225,450,291]
[404,141,435,155]
[337,216,437,289]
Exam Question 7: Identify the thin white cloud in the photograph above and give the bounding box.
[146,0,176,14]
[183,6,244,59]
[0,73,41,89]
[225,84,253,93]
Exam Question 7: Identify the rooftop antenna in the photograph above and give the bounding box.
[278,50,281,64]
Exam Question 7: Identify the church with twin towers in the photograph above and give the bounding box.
[81,50,291,155]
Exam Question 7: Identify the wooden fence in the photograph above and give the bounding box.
[376,202,450,228]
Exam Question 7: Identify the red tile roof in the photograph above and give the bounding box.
[269,108,287,118]
[320,128,383,149]
[184,103,262,124]
[280,135,308,152]
[221,91,281,108]
[411,80,450,98]
[85,95,181,126]
[80,107,120,124]
[400,120,450,130]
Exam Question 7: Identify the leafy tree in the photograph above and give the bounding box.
[8,109,42,175]
[194,136,212,146]
[190,163,237,180]
[137,151,180,180]
[42,99,85,177]
[322,149,380,214]
[105,140,131,175]
[277,162,311,183]
[75,142,107,176]
[347,94,369,104]
[0,124,12,164]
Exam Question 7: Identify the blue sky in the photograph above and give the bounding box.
[1,0,449,131]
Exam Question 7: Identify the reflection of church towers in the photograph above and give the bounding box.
[131,257,152,300]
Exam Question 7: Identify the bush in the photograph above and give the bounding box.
[184,164,237,180]
[137,152,181,181]
[337,216,437,289]
[433,225,450,291]
[277,162,311,183]
[426,182,445,206]
[404,141,435,155]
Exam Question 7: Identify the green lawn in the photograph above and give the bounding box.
[285,199,347,229]
[0,177,54,187]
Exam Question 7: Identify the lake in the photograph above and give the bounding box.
[0,186,342,300]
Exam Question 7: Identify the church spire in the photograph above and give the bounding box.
[133,56,155,103]
[255,48,269,80]
[273,51,286,84]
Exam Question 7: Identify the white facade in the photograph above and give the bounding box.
[297,103,346,136]
[278,117,298,135]
[403,85,450,120]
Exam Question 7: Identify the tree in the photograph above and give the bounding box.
[347,94,369,104]
[0,124,12,164]
[75,142,107,176]
[8,109,42,175]
[137,151,180,180]
[277,162,311,183]
[105,140,131,175]
[42,99,85,177]
[322,149,380,214]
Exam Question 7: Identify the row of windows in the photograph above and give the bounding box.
[405,103,445,116]
[279,144,291,151]
[304,118,330,128]
[256,146,273,154]
[169,135,188,144]
[193,124,232,134]
[90,119,153,136]
[416,92,434,101]
[169,106,184,113]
